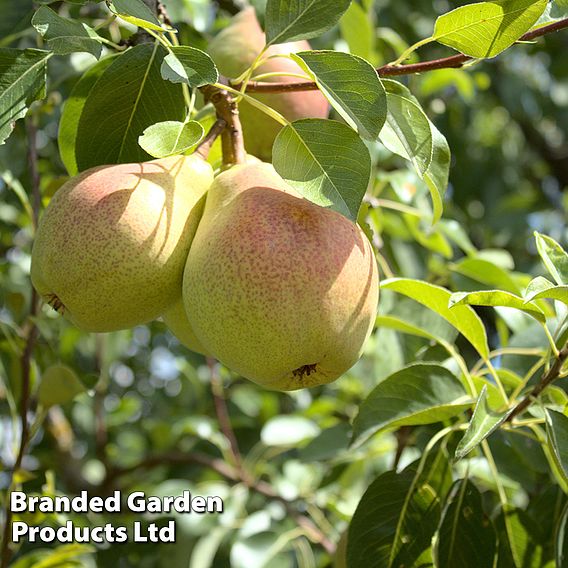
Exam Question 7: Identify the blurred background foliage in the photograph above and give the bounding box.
[0,0,567,567]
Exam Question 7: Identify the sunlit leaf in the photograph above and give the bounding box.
[272,118,371,221]
[449,290,546,323]
[293,50,387,140]
[382,278,490,359]
[138,120,204,158]
[433,0,548,58]
[535,231,568,286]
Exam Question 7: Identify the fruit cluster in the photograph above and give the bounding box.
[30,8,379,391]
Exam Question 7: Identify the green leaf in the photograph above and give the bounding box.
[111,0,164,31]
[535,231,568,286]
[382,278,490,359]
[138,120,204,158]
[11,544,95,568]
[292,50,386,140]
[58,54,117,175]
[435,479,497,568]
[0,0,33,43]
[38,364,87,408]
[347,466,440,568]
[556,502,568,568]
[0,48,50,145]
[454,386,511,461]
[352,363,471,448]
[546,409,568,482]
[261,416,320,447]
[74,43,186,170]
[524,276,568,306]
[451,257,521,294]
[161,46,218,88]
[433,0,548,58]
[272,118,371,221]
[32,6,103,59]
[265,0,352,45]
[449,290,546,323]
[339,1,376,62]
[380,80,450,224]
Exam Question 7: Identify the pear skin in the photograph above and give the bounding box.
[208,7,329,160]
[31,154,213,332]
[183,163,379,390]
[162,297,210,356]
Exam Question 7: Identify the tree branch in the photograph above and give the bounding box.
[241,18,568,93]
[207,357,244,473]
[0,118,41,568]
[201,85,246,166]
[507,341,568,423]
[195,118,227,160]
[105,450,336,554]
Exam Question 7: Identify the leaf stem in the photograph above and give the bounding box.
[389,36,434,66]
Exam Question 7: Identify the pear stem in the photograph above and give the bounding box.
[195,118,227,160]
[201,85,246,167]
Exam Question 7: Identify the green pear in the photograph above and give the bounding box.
[208,7,329,160]
[162,297,210,356]
[31,154,214,332]
[183,163,379,391]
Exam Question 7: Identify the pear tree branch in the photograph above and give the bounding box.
[239,18,568,94]
[105,450,336,554]
[506,341,568,423]
[195,118,227,160]
[201,85,246,166]
[0,118,42,568]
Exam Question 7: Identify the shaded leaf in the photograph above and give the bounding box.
[32,6,103,59]
[272,118,371,221]
[546,409,568,482]
[293,50,386,140]
[435,478,497,568]
[74,43,186,170]
[455,386,511,461]
[556,501,568,568]
[38,364,88,408]
[138,120,204,158]
[111,0,163,31]
[433,0,548,58]
[58,54,117,175]
[380,80,450,223]
[0,48,50,145]
[347,465,440,568]
[353,363,471,448]
[265,0,351,45]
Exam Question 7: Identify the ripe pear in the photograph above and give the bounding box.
[183,163,379,390]
[208,7,329,160]
[162,297,210,356]
[31,154,214,332]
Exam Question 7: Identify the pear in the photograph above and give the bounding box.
[208,7,329,160]
[183,163,379,391]
[31,154,214,332]
[162,297,210,356]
